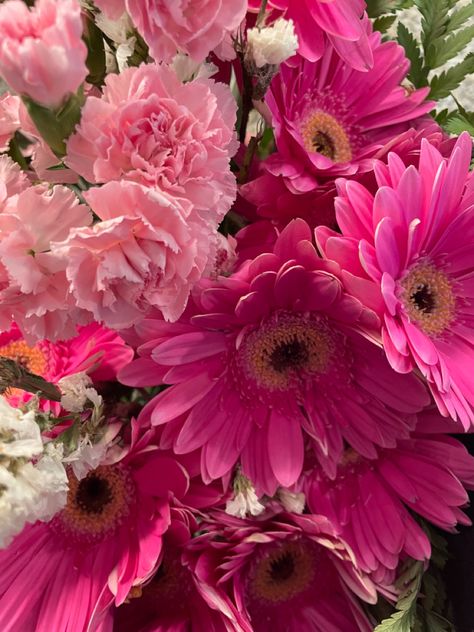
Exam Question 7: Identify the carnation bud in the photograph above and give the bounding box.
[246,18,298,69]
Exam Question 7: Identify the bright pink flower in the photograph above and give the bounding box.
[0,424,199,632]
[66,63,238,222]
[0,0,88,108]
[305,418,474,573]
[266,27,433,188]
[113,513,248,632]
[0,93,19,152]
[0,174,92,343]
[188,511,378,632]
[316,133,474,428]
[120,219,429,495]
[249,0,372,70]
[0,321,133,411]
[55,180,221,328]
[126,0,246,63]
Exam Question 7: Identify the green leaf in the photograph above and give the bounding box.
[447,0,474,34]
[422,611,454,632]
[427,24,474,67]
[429,53,474,99]
[83,9,106,87]
[374,14,398,33]
[366,0,398,18]
[415,0,451,51]
[374,561,424,632]
[397,22,425,85]
[445,111,474,135]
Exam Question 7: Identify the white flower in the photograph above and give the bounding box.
[226,487,265,518]
[171,53,218,83]
[62,434,107,480]
[0,396,42,460]
[246,18,298,68]
[58,372,102,413]
[278,489,306,514]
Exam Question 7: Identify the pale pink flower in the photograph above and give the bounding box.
[125,0,246,63]
[55,180,219,328]
[316,133,474,428]
[93,0,126,20]
[0,0,88,108]
[0,93,20,152]
[0,156,28,209]
[0,178,92,342]
[66,63,237,220]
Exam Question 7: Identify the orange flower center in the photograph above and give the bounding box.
[300,111,352,162]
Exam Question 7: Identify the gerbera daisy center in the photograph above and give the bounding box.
[248,540,315,604]
[237,312,336,392]
[0,340,46,375]
[400,263,455,336]
[51,465,135,544]
[300,111,352,162]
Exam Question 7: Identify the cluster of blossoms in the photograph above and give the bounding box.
[0,0,472,630]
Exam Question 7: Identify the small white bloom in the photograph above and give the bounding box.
[63,434,107,480]
[226,487,265,518]
[0,396,42,459]
[278,489,306,514]
[246,18,298,68]
[171,53,218,82]
[58,372,102,413]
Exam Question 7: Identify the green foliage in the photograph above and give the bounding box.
[374,560,423,632]
[397,22,425,84]
[429,53,474,99]
[367,0,414,18]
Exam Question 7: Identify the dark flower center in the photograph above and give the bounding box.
[270,339,310,373]
[76,475,113,514]
[312,131,336,159]
[269,551,295,582]
[410,284,436,314]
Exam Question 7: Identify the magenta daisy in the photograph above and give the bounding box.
[120,219,429,495]
[0,322,133,412]
[248,0,373,70]
[265,25,433,188]
[316,132,474,427]
[304,411,474,573]
[113,510,249,632]
[0,423,198,632]
[188,511,378,632]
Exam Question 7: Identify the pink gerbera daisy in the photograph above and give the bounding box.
[113,510,249,632]
[120,219,429,495]
[304,411,474,573]
[0,423,199,632]
[316,132,474,427]
[265,24,433,188]
[187,511,378,632]
[0,322,133,411]
[248,0,372,70]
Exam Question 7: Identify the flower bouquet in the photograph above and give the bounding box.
[0,0,473,630]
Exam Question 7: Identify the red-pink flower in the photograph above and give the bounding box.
[0,322,133,412]
[0,165,92,342]
[316,132,474,428]
[66,63,238,221]
[0,424,199,632]
[188,511,378,632]
[120,219,429,495]
[0,0,88,107]
[248,0,372,70]
[266,26,433,188]
[55,180,221,328]
[126,0,246,63]
[305,414,474,573]
[113,513,249,632]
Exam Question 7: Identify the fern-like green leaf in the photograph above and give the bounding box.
[397,22,425,85]
[427,24,474,67]
[374,561,424,632]
[445,112,474,135]
[447,0,474,33]
[429,53,474,100]
[374,14,398,33]
[415,0,451,51]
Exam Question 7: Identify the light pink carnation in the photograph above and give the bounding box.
[126,0,246,63]
[0,156,29,209]
[0,0,88,108]
[66,63,237,220]
[0,165,92,342]
[0,93,20,152]
[54,180,218,328]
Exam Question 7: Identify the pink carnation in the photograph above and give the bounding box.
[248,0,372,70]
[316,133,474,428]
[0,164,92,342]
[126,0,246,63]
[0,0,88,108]
[0,93,20,152]
[66,63,237,220]
[54,180,219,328]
